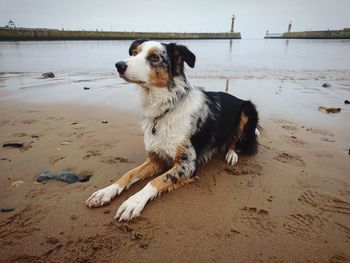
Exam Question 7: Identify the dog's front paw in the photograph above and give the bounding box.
[225,149,238,166]
[114,183,157,221]
[85,184,122,208]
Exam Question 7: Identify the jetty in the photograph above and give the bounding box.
[265,22,350,39]
[0,16,241,41]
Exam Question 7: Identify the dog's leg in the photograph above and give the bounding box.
[115,143,196,221]
[225,111,250,166]
[85,153,166,208]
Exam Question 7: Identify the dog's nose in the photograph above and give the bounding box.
[115,61,128,75]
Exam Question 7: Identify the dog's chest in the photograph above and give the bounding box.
[142,113,192,159]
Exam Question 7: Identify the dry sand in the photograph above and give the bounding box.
[1,74,350,263]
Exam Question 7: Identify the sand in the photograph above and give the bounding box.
[1,73,350,263]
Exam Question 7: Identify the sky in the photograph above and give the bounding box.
[0,0,349,38]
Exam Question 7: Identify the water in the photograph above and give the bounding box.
[1,39,350,77]
[0,39,349,122]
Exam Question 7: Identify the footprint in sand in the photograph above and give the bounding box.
[49,155,66,165]
[12,132,28,137]
[273,152,305,167]
[100,156,129,164]
[306,127,335,137]
[280,135,307,148]
[21,119,38,124]
[239,207,276,234]
[83,149,102,160]
[281,124,299,132]
[327,255,348,263]
[0,206,45,246]
[31,219,154,262]
[224,159,263,176]
[298,189,350,215]
[272,119,295,125]
[320,137,336,143]
[283,213,328,238]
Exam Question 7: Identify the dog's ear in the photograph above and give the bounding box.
[177,45,196,68]
[165,43,196,76]
[129,38,149,56]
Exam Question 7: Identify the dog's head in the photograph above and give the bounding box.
[115,39,195,88]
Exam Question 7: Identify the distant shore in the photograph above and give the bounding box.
[0,28,241,41]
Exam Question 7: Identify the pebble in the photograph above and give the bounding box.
[345,100,350,104]
[11,180,24,187]
[83,87,90,90]
[322,82,331,88]
[42,72,55,78]
[1,208,15,212]
[101,120,108,124]
[3,141,24,148]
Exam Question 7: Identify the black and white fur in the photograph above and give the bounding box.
[85,39,259,221]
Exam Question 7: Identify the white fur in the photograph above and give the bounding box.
[85,184,123,207]
[255,128,260,137]
[141,83,207,159]
[225,149,238,166]
[123,41,165,85]
[115,183,158,221]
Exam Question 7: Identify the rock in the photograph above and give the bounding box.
[322,82,331,88]
[37,171,92,184]
[345,100,350,104]
[42,72,55,78]
[11,180,24,187]
[83,87,90,90]
[3,141,24,148]
[1,208,15,212]
[318,106,341,114]
[101,120,108,124]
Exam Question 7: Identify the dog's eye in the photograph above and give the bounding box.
[149,55,159,63]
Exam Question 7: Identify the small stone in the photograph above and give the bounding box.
[322,82,331,88]
[11,180,24,187]
[83,87,90,90]
[318,106,341,114]
[3,141,24,148]
[344,100,350,104]
[42,72,55,78]
[101,120,108,124]
[1,208,15,212]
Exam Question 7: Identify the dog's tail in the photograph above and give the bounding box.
[237,101,259,154]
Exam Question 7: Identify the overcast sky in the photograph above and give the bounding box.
[1,0,349,38]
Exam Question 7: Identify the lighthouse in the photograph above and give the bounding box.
[230,14,235,33]
[288,21,292,33]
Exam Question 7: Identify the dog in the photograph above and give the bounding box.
[85,39,259,221]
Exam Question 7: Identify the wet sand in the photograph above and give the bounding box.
[1,73,350,263]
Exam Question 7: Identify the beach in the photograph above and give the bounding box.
[1,39,350,262]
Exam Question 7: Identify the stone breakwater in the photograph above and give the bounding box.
[282,28,350,39]
[0,28,241,41]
